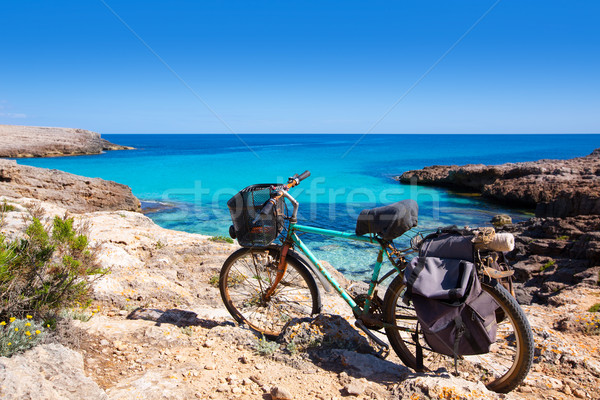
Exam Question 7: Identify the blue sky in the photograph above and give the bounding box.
[1,1,598,134]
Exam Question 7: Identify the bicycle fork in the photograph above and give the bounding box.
[263,243,290,301]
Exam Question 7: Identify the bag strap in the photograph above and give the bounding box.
[413,322,424,371]
[403,239,433,304]
[453,316,466,373]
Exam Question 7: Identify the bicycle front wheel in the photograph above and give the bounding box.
[383,275,534,393]
[219,247,320,338]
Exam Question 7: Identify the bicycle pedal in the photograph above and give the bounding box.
[355,320,390,359]
[375,345,390,359]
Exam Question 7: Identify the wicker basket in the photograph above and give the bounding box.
[227,184,285,247]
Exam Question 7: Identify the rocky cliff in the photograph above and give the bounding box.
[397,148,600,218]
[0,159,140,213]
[0,125,132,158]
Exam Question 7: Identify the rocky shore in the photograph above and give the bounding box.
[0,159,140,213]
[0,125,133,158]
[397,148,600,218]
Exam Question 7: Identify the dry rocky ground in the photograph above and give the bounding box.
[1,196,599,400]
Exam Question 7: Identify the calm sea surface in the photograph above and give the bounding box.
[15,134,599,279]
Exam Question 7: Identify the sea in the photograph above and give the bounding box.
[14,134,599,280]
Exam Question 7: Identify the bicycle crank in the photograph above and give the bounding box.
[355,320,390,359]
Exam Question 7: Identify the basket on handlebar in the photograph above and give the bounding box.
[227,184,286,247]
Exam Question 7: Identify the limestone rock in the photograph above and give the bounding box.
[397,148,600,218]
[106,369,198,400]
[395,374,509,400]
[344,379,366,396]
[500,215,600,304]
[491,214,512,226]
[328,349,408,379]
[0,124,132,157]
[279,314,371,353]
[0,343,108,400]
[0,161,140,212]
[270,385,293,400]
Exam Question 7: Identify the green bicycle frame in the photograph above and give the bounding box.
[288,223,401,315]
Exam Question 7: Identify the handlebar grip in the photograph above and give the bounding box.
[252,199,275,224]
[297,170,311,182]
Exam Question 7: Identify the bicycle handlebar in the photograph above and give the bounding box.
[287,170,311,188]
[254,171,310,223]
[257,198,276,219]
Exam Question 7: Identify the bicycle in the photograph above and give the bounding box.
[219,171,534,393]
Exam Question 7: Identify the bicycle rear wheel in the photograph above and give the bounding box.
[383,274,533,393]
[219,247,320,338]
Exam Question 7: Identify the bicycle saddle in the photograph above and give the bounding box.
[355,199,418,241]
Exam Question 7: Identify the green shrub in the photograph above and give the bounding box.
[255,335,279,356]
[59,305,97,322]
[0,214,107,319]
[589,303,600,313]
[540,259,556,272]
[286,340,299,355]
[1,201,16,213]
[208,274,220,287]
[209,235,234,244]
[0,316,46,357]
[555,235,569,241]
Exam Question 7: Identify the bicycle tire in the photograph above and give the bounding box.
[220,247,321,338]
[383,274,534,393]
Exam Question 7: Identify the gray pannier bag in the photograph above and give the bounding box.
[404,229,499,369]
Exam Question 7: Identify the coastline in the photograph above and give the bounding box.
[0,128,599,399]
[0,124,133,158]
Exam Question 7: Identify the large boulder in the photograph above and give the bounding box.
[0,343,108,400]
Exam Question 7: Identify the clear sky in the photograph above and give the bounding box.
[1,1,598,134]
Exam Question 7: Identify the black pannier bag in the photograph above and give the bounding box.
[227,184,285,247]
[404,228,499,364]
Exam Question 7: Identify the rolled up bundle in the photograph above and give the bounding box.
[480,232,515,252]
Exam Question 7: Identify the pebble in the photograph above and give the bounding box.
[562,385,572,396]
[100,339,110,346]
[518,386,533,393]
[345,380,366,396]
[255,363,265,370]
[573,388,586,398]
[204,363,216,370]
[242,378,253,386]
[249,375,264,386]
[270,385,293,400]
[216,384,229,393]
[232,387,242,394]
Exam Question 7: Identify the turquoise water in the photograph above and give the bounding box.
[14,134,599,279]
